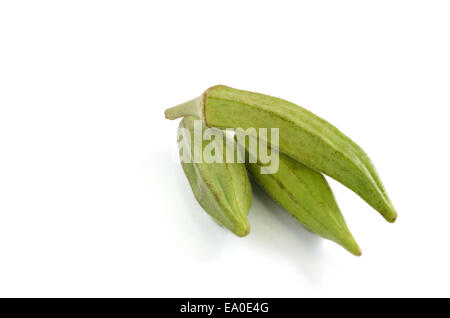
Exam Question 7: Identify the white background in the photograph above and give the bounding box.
[0,1,449,297]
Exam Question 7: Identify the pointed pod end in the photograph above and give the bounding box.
[233,221,251,238]
[383,209,398,223]
[336,232,362,257]
[346,241,362,257]
[352,247,363,257]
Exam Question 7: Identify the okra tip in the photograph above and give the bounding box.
[233,221,251,237]
[352,246,363,257]
[341,236,362,257]
[332,226,362,256]
[383,208,398,223]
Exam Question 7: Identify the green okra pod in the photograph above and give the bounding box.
[236,135,361,256]
[177,116,252,237]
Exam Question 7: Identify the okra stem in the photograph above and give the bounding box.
[164,96,202,120]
